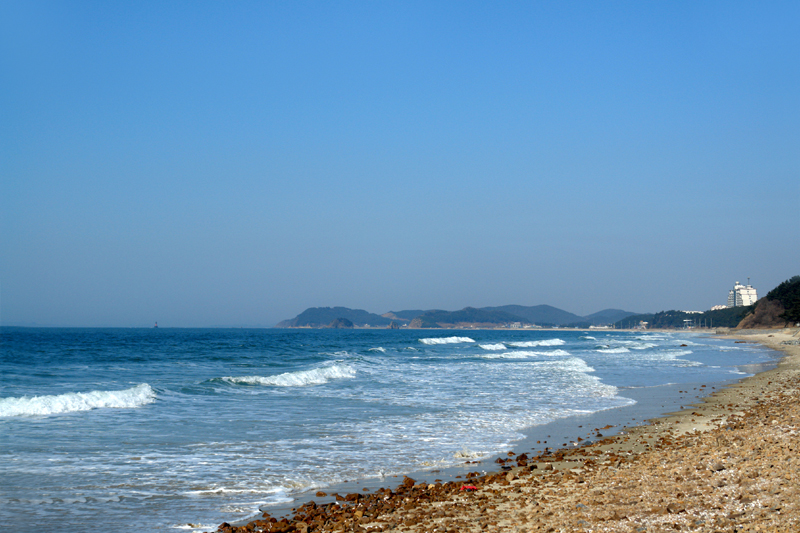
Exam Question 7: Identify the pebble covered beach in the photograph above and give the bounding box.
[211,328,800,533]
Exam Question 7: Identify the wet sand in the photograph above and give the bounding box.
[209,328,800,533]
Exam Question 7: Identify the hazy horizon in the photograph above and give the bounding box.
[2,2,798,328]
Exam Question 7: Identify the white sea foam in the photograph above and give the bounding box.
[419,336,475,345]
[507,339,565,347]
[453,448,484,459]
[481,351,535,359]
[222,365,355,387]
[0,383,156,417]
[368,347,387,353]
[481,349,571,359]
[530,357,596,374]
[629,342,658,350]
[597,347,630,354]
[479,343,506,350]
[612,340,658,350]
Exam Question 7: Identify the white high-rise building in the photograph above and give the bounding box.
[727,280,758,307]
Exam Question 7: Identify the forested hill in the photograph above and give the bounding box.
[480,305,584,326]
[738,276,800,328]
[277,305,638,328]
[409,307,533,328]
[276,307,393,328]
[614,306,754,329]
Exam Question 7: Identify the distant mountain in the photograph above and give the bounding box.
[411,307,531,328]
[582,308,637,325]
[276,307,393,328]
[480,304,584,326]
[277,304,641,328]
[323,318,354,329]
[382,310,429,322]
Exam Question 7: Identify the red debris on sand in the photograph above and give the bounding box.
[460,485,478,491]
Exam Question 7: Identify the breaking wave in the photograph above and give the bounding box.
[481,349,571,359]
[529,357,596,374]
[597,347,630,354]
[479,343,506,351]
[419,336,475,345]
[221,365,356,387]
[0,384,156,417]
[507,339,565,347]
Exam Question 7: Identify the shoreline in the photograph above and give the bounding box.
[209,328,800,533]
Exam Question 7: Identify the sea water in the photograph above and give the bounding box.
[0,328,777,531]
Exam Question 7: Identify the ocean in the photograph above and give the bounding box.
[0,327,777,531]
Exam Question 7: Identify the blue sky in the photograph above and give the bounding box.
[1,1,798,327]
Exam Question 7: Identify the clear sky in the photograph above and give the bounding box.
[1,1,798,327]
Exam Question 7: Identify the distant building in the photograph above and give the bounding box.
[727,280,758,307]
[709,304,728,311]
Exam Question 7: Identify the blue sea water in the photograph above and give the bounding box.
[0,327,777,531]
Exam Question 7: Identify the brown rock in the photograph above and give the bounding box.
[666,502,686,514]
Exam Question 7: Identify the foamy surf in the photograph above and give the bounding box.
[529,357,596,373]
[479,343,506,350]
[453,448,484,459]
[222,365,355,387]
[480,349,571,359]
[0,383,156,417]
[597,347,630,354]
[419,336,475,345]
[507,339,565,347]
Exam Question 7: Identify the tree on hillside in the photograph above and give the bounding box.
[767,276,800,326]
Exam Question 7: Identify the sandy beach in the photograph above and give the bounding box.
[212,328,800,533]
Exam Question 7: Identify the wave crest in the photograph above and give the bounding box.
[0,384,156,417]
[479,343,506,351]
[597,347,630,354]
[481,349,571,359]
[507,339,565,347]
[222,365,355,387]
[419,336,475,345]
[530,357,596,373]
